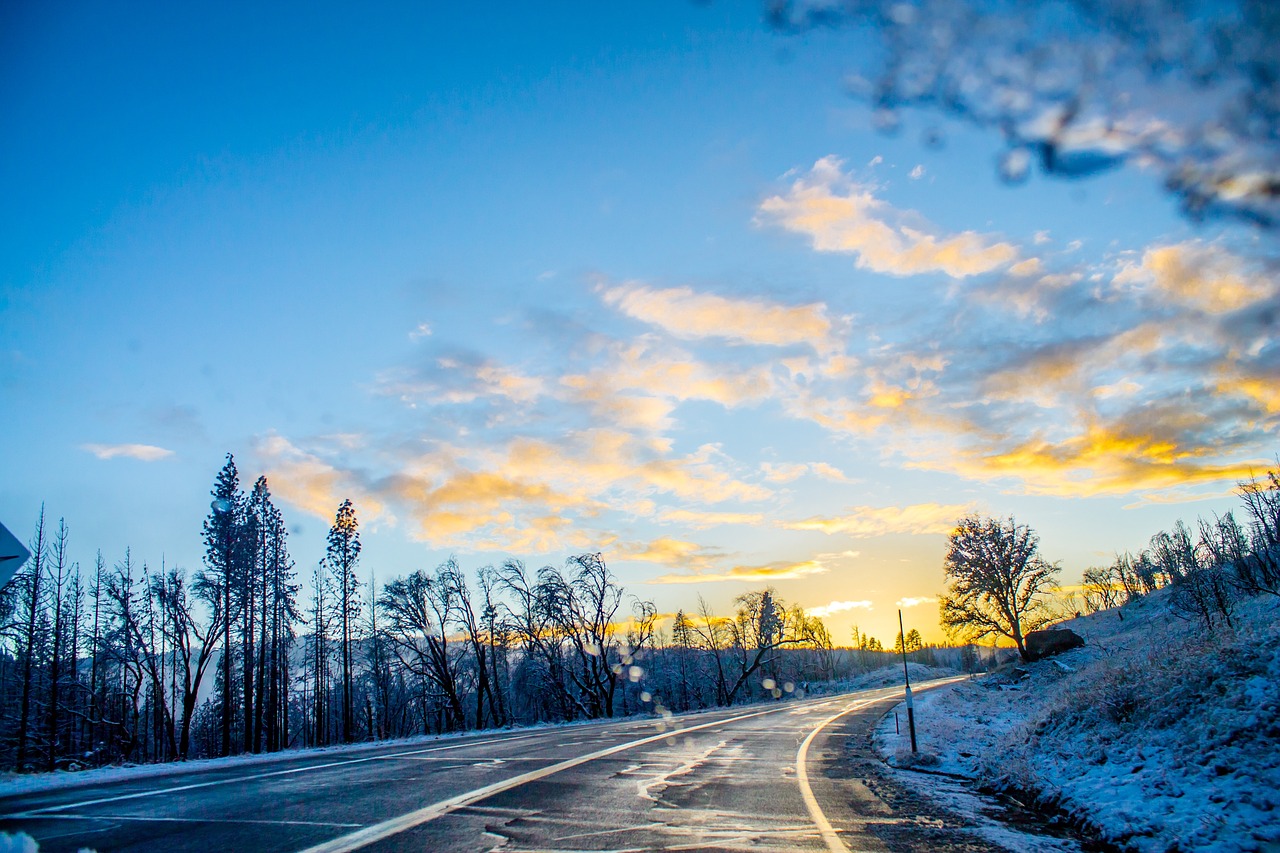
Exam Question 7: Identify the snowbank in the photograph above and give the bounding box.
[876,590,1280,852]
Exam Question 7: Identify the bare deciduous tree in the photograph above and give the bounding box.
[939,514,1060,662]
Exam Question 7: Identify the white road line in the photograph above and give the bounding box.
[5,732,540,818]
[795,697,881,853]
[795,677,969,853]
[295,699,849,853]
[20,813,363,828]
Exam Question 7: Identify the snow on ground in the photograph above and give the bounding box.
[876,590,1280,852]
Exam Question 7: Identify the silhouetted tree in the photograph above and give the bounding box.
[940,514,1060,662]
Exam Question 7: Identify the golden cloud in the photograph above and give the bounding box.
[930,420,1267,498]
[758,156,1019,278]
[651,559,829,585]
[782,503,969,537]
[1118,241,1276,315]
[655,509,767,528]
[600,281,839,355]
[255,434,390,525]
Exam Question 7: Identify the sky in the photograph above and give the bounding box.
[2,1,1276,646]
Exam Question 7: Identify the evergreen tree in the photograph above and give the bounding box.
[325,500,362,743]
[202,454,245,757]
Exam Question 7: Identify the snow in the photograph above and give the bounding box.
[875,589,1280,852]
[0,831,93,853]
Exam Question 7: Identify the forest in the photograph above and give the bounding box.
[0,454,962,772]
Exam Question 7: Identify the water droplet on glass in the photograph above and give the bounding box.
[889,3,917,25]
[784,681,796,693]
[211,498,232,514]
[922,126,946,149]
[873,107,902,135]
[628,665,644,682]
[998,148,1032,184]
[640,691,652,703]
[762,678,777,691]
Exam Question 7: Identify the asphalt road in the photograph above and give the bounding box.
[0,678,1019,852]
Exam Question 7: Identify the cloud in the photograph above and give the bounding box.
[254,434,390,525]
[808,599,873,618]
[761,461,854,484]
[612,537,722,568]
[409,322,432,340]
[909,165,925,179]
[758,156,1019,278]
[655,509,767,529]
[1116,241,1276,315]
[258,427,771,552]
[375,355,545,407]
[652,559,829,585]
[782,503,968,537]
[600,281,840,355]
[561,338,775,432]
[896,596,937,609]
[82,443,174,462]
[930,416,1268,498]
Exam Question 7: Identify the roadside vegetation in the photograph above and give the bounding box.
[880,467,1280,852]
[0,454,979,774]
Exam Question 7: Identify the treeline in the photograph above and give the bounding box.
[1078,468,1280,630]
[0,454,961,772]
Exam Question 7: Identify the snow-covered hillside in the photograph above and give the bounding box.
[877,590,1280,852]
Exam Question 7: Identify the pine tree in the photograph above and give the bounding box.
[202,454,244,757]
[325,500,362,743]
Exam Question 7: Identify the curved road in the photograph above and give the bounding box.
[2,678,1012,852]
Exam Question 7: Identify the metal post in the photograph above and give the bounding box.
[899,609,917,753]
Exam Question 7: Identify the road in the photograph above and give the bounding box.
[1,678,1016,852]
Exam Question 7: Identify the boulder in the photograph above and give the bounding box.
[1024,628,1084,661]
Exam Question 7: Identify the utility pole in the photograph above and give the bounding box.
[899,609,917,753]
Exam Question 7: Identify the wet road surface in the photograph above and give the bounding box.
[2,678,1029,852]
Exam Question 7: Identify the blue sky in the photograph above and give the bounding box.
[3,1,1275,644]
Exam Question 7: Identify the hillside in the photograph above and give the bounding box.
[876,589,1280,852]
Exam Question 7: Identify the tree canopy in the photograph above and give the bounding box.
[939,514,1060,662]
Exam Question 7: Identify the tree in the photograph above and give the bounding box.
[379,565,465,732]
[15,507,48,770]
[894,628,923,655]
[202,454,244,757]
[1236,468,1280,595]
[939,514,1060,662]
[325,499,362,743]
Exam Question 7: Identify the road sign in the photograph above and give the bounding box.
[0,520,31,587]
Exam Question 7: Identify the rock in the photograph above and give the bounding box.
[1024,628,1085,661]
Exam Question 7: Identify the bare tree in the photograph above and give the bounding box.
[1236,468,1280,595]
[939,514,1060,662]
[379,565,465,732]
[153,567,224,760]
[15,507,48,770]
